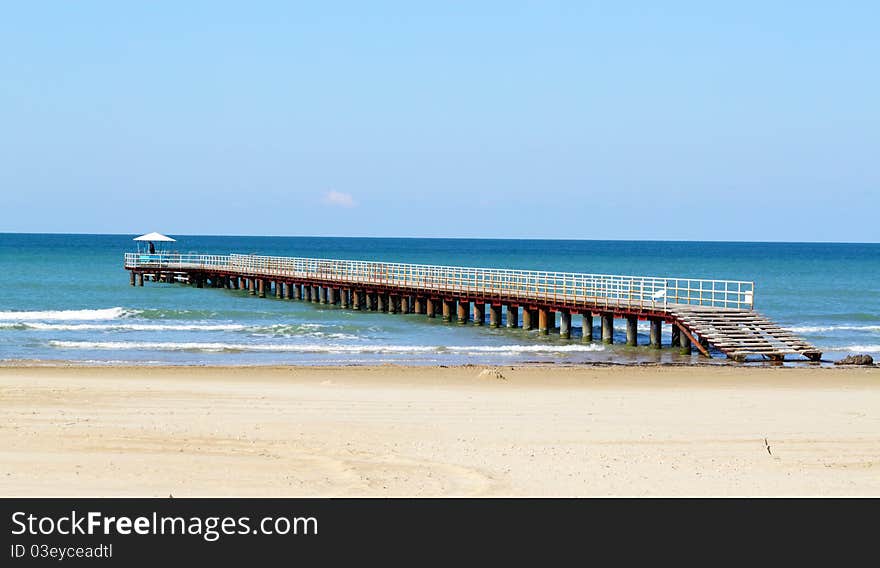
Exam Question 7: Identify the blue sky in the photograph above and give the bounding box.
[1,2,877,241]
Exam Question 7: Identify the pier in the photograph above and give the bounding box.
[124,253,822,361]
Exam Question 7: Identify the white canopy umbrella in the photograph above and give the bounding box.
[133,232,176,242]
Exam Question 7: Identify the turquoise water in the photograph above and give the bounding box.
[1,233,878,365]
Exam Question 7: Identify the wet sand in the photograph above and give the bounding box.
[1,364,878,496]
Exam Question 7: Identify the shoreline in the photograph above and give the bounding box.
[2,364,878,496]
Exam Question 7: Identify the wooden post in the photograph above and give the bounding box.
[352,289,361,310]
[129,272,135,286]
[401,296,410,314]
[312,286,320,303]
[506,305,518,328]
[138,273,145,287]
[427,298,437,318]
[276,281,283,298]
[560,310,571,339]
[340,288,349,309]
[285,282,293,299]
[258,279,266,298]
[671,325,681,347]
[377,294,386,312]
[388,295,398,314]
[414,297,423,314]
[582,313,593,342]
[327,287,336,305]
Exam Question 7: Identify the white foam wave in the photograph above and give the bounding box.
[19,322,248,332]
[0,307,133,321]
[49,340,605,355]
[827,345,880,353]
[785,325,880,334]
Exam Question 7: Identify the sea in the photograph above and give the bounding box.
[1,233,877,366]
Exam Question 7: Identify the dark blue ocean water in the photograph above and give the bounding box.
[1,234,878,365]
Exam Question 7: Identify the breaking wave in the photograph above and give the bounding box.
[49,340,605,355]
[0,307,134,321]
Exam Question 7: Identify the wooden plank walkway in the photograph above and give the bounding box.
[124,253,822,361]
[670,307,821,361]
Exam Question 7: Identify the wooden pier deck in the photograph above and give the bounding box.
[124,253,822,361]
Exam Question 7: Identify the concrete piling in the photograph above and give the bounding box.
[582,313,593,342]
[312,286,320,303]
[601,313,614,344]
[340,289,349,309]
[678,324,692,354]
[522,308,532,330]
[426,298,436,318]
[130,272,136,286]
[473,303,485,326]
[671,325,681,347]
[137,273,144,287]
[506,306,518,328]
[442,299,454,322]
[650,318,662,348]
[401,296,410,314]
[388,295,398,314]
[457,300,469,324]
[626,316,638,346]
[258,279,266,298]
[489,305,502,328]
[327,287,336,305]
[538,308,550,335]
[377,294,386,312]
[352,289,361,310]
[560,310,571,339]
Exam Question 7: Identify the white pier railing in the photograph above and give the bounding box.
[124,253,755,311]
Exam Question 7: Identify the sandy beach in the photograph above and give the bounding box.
[1,364,878,496]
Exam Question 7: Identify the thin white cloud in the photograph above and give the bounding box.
[322,191,357,208]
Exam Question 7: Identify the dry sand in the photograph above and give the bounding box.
[1,364,878,496]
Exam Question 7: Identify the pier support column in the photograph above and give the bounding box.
[137,273,145,287]
[312,286,320,303]
[426,299,436,318]
[242,278,248,291]
[258,279,266,298]
[248,278,256,295]
[285,282,293,299]
[560,311,571,339]
[352,289,361,310]
[414,297,423,314]
[506,306,518,328]
[522,308,532,330]
[293,283,301,300]
[457,300,469,324]
[671,325,681,347]
[489,305,502,328]
[327,287,336,305]
[442,300,454,322]
[388,295,398,314]
[377,294,386,312]
[473,303,485,326]
[303,285,311,302]
[129,272,135,286]
[679,326,692,355]
[340,289,349,309]
[538,308,550,335]
[601,313,614,344]
[650,318,662,349]
[276,281,283,298]
[318,287,326,304]
[582,313,593,342]
[401,296,410,314]
[626,316,638,346]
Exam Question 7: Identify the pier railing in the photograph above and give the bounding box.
[124,253,755,310]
